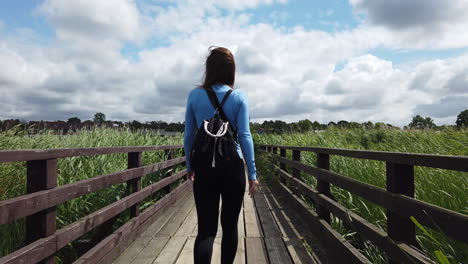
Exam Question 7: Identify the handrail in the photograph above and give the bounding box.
[0,145,183,163]
[0,145,186,264]
[258,144,467,264]
[261,144,468,172]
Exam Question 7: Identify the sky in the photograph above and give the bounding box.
[0,0,467,126]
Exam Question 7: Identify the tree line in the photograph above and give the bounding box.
[1,110,467,134]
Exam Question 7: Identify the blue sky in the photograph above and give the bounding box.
[0,0,467,125]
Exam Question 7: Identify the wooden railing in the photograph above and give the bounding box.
[0,145,189,264]
[258,144,468,264]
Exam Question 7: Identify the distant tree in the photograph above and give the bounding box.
[337,120,349,128]
[93,112,106,123]
[362,121,374,129]
[297,119,313,132]
[68,117,81,123]
[328,121,337,127]
[375,122,387,129]
[312,121,321,130]
[409,115,435,129]
[272,120,288,133]
[130,120,142,130]
[348,122,362,129]
[456,109,468,128]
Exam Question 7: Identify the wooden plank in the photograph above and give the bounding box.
[261,144,468,172]
[244,193,263,238]
[55,170,187,250]
[316,153,331,223]
[75,181,191,264]
[0,236,57,264]
[292,150,301,180]
[152,237,187,264]
[282,238,319,264]
[0,145,183,163]
[174,237,195,264]
[211,237,222,264]
[191,224,198,237]
[275,157,468,243]
[245,238,268,264]
[113,236,152,264]
[216,201,223,238]
[238,206,245,238]
[234,234,246,264]
[131,236,170,264]
[253,194,269,208]
[128,152,143,217]
[264,237,292,264]
[279,167,432,264]
[141,187,193,237]
[260,182,328,262]
[26,158,57,264]
[256,207,281,238]
[386,162,417,247]
[157,194,194,237]
[274,181,371,264]
[174,205,197,237]
[0,158,186,225]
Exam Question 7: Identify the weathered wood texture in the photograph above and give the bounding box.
[26,159,58,264]
[0,171,188,264]
[258,144,467,264]
[0,157,186,225]
[0,145,183,163]
[273,154,468,244]
[105,172,320,264]
[262,144,468,172]
[276,166,432,264]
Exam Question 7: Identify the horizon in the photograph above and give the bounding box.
[1,0,467,126]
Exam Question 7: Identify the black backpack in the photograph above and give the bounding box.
[190,88,239,171]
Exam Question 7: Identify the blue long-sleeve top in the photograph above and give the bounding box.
[184,84,257,180]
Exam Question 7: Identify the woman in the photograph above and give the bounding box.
[184,46,259,264]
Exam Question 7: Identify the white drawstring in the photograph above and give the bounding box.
[203,120,229,167]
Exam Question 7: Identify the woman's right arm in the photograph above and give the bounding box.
[184,90,196,173]
[236,92,257,181]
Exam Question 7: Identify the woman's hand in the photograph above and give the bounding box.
[248,179,259,198]
[188,171,195,182]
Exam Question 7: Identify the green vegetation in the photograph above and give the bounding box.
[1,124,466,263]
[0,126,183,263]
[254,127,468,264]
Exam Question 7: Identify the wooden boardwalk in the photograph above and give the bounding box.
[111,176,322,264]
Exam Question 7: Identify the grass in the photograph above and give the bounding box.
[1,125,466,263]
[0,125,184,263]
[253,127,468,264]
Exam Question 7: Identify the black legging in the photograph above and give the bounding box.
[193,157,246,264]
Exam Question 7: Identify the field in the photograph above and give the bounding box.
[0,126,467,263]
[253,128,468,264]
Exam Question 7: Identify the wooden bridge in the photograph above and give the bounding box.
[0,144,467,264]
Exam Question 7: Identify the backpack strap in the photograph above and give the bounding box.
[205,88,238,140]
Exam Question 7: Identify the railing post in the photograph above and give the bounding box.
[26,159,57,264]
[292,150,301,180]
[317,153,331,223]
[163,149,173,194]
[128,152,142,217]
[279,148,287,184]
[386,162,417,248]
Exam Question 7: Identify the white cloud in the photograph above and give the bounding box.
[38,0,147,43]
[0,0,467,127]
[350,0,468,50]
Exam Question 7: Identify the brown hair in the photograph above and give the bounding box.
[200,46,236,90]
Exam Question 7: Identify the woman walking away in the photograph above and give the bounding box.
[184,46,259,264]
